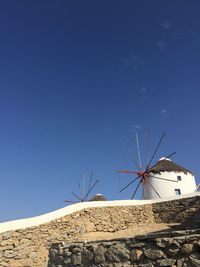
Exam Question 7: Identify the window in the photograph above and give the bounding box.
[175,189,181,195]
[177,176,182,181]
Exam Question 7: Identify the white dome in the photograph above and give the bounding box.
[158,157,172,161]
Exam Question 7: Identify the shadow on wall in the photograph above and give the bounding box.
[151,195,200,226]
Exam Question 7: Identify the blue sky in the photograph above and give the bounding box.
[0,1,200,221]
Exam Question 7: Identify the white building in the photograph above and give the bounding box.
[143,158,197,199]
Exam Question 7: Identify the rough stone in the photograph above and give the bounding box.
[2,232,12,240]
[157,258,176,266]
[188,255,200,267]
[82,249,94,265]
[105,244,130,262]
[130,249,143,262]
[53,255,63,264]
[0,263,9,267]
[167,248,180,256]
[23,258,33,267]
[63,257,71,264]
[144,248,164,260]
[181,244,194,254]
[94,246,106,264]
[138,263,154,267]
[71,252,82,265]
[30,251,37,259]
[177,259,184,267]
[0,194,200,266]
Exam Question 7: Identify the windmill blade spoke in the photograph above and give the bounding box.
[86,171,93,201]
[119,175,141,193]
[148,152,176,172]
[119,138,139,171]
[159,152,176,162]
[83,179,99,201]
[146,128,151,168]
[136,133,142,170]
[82,174,86,200]
[128,150,140,169]
[148,133,165,166]
[146,179,161,198]
[150,175,178,183]
[126,136,140,169]
[131,179,142,199]
[64,200,79,203]
[118,170,139,175]
[71,192,83,202]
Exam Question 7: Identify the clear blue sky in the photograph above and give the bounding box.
[0,1,200,221]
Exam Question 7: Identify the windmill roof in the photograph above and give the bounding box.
[89,194,107,201]
[149,158,192,175]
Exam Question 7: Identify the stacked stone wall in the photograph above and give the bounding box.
[0,195,200,267]
[48,230,200,267]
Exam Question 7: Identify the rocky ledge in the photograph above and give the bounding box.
[48,229,200,267]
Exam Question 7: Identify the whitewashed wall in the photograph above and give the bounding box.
[144,171,197,199]
[0,192,200,234]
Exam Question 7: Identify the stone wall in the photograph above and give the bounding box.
[48,229,200,267]
[0,195,200,267]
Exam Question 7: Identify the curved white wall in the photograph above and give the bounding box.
[144,171,197,199]
[0,192,200,234]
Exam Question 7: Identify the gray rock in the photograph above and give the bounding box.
[49,248,57,260]
[171,240,181,249]
[54,255,63,264]
[156,238,172,249]
[130,242,146,248]
[157,258,176,266]
[82,249,94,265]
[188,255,200,267]
[63,250,72,257]
[144,248,164,260]
[63,257,71,264]
[181,244,194,254]
[105,244,130,262]
[72,252,82,265]
[138,263,154,267]
[177,259,184,267]
[73,247,82,253]
[167,248,180,256]
[94,246,106,264]
[157,242,166,248]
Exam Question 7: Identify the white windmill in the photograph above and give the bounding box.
[143,157,196,199]
[118,131,197,199]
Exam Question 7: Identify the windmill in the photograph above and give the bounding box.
[118,130,178,199]
[64,171,99,204]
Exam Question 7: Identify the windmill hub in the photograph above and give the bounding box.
[138,170,144,176]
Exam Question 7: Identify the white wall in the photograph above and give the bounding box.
[0,192,200,234]
[144,171,197,199]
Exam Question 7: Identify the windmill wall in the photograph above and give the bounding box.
[145,171,197,199]
[0,193,200,267]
